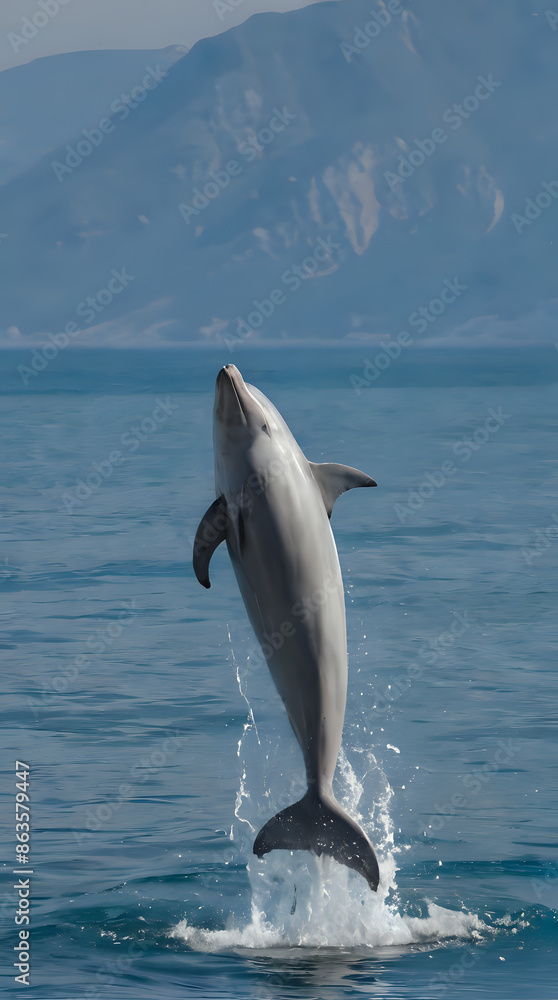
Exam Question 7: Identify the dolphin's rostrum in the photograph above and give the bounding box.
[193,365,380,891]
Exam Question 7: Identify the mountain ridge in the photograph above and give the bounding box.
[1,0,556,349]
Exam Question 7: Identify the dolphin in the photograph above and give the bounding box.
[193,365,380,891]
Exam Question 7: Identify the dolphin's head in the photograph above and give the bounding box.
[214,364,269,439]
[213,365,272,486]
[213,364,303,497]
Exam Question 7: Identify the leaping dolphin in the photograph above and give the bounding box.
[193,365,380,891]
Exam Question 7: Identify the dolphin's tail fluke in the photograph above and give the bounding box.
[253,789,380,891]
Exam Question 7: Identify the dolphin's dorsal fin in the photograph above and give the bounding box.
[309,462,377,518]
[193,495,228,589]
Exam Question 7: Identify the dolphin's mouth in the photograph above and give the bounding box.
[222,366,243,407]
[215,365,269,432]
[215,365,249,425]
[219,364,240,383]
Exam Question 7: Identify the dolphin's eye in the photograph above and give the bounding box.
[261,422,270,436]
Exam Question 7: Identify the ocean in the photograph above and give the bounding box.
[1,346,557,999]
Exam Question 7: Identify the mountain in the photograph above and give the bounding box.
[0,0,557,349]
[0,46,187,185]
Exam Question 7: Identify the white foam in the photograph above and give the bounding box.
[171,875,489,953]
[171,638,492,954]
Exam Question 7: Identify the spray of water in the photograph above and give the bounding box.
[171,631,492,952]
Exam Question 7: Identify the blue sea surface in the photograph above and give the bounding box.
[1,347,557,999]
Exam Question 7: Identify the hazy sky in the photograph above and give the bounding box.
[0,0,336,72]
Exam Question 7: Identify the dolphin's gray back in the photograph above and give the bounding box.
[226,452,347,787]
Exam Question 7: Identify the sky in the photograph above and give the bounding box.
[0,0,335,72]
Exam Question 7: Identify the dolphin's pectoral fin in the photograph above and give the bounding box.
[193,495,228,589]
[253,790,380,891]
[309,462,377,518]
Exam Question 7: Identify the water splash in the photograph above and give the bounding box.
[227,623,260,747]
[172,633,492,952]
[171,895,489,952]
[227,624,260,837]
